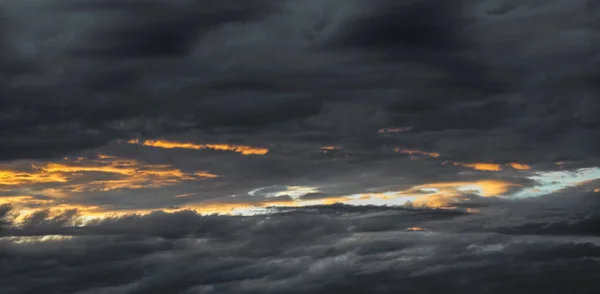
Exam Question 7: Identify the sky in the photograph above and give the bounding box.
[1,0,600,293]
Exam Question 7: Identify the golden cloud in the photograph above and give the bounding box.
[452,162,533,172]
[0,169,68,186]
[395,148,441,158]
[0,155,217,196]
[128,139,268,155]
[459,163,503,171]
[5,177,521,223]
[0,195,53,206]
[8,199,300,223]
[251,180,520,211]
[413,180,515,197]
[508,163,532,170]
[405,227,425,231]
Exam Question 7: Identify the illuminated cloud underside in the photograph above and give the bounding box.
[459,163,503,171]
[3,179,519,222]
[3,144,596,221]
[248,185,320,199]
[395,148,441,158]
[509,163,532,170]
[244,180,517,212]
[6,167,598,221]
[226,168,597,213]
[128,139,269,155]
[0,155,217,210]
[454,162,532,171]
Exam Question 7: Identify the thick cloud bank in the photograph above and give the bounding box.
[2,199,600,294]
[1,0,599,164]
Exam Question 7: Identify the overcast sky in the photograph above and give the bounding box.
[2,0,600,293]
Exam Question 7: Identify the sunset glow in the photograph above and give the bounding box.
[395,148,441,158]
[128,139,269,155]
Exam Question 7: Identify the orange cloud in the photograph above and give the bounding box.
[338,179,519,208]
[453,162,532,172]
[406,227,425,231]
[454,180,517,196]
[595,188,600,193]
[5,177,521,222]
[459,163,502,171]
[0,155,217,195]
[402,180,515,207]
[128,139,268,155]
[395,148,441,158]
[0,169,68,186]
[0,195,53,206]
[320,146,341,154]
[508,163,532,170]
[9,198,301,223]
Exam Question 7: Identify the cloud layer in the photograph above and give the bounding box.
[2,0,600,292]
[2,196,600,294]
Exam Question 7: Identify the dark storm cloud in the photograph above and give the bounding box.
[1,0,599,166]
[3,203,600,293]
[67,0,275,58]
[321,0,600,164]
[330,0,468,54]
[0,0,323,161]
[487,189,600,236]
[496,215,600,236]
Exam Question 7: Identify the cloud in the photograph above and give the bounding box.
[127,139,269,155]
[452,162,533,172]
[1,0,600,291]
[1,0,599,166]
[395,148,441,158]
[0,154,218,212]
[460,163,503,171]
[2,202,600,293]
[510,167,600,199]
[66,0,275,59]
[509,163,532,170]
[329,0,468,55]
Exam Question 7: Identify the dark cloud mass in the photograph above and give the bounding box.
[2,0,600,292]
[3,203,600,294]
[1,0,599,162]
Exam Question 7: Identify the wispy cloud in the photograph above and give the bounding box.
[452,162,533,172]
[508,163,532,170]
[0,155,218,212]
[511,167,600,199]
[377,127,413,134]
[128,139,269,155]
[459,163,503,171]
[395,148,441,158]
[0,169,69,186]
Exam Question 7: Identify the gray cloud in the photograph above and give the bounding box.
[1,0,599,165]
[2,201,600,293]
[1,1,600,291]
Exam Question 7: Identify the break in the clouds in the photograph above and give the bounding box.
[2,0,600,293]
